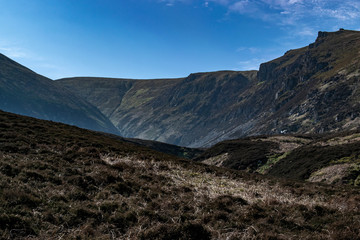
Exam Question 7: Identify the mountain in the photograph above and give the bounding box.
[57,29,360,147]
[0,53,119,135]
[245,29,360,137]
[1,110,360,239]
[57,71,258,147]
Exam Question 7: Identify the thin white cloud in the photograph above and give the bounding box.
[158,0,360,25]
[0,40,44,61]
[155,0,360,72]
[229,1,259,14]
[0,42,63,79]
[207,0,231,5]
[226,0,360,25]
[296,27,316,37]
[235,45,284,70]
[236,47,260,54]
[236,57,267,70]
[159,0,192,6]
[0,46,29,59]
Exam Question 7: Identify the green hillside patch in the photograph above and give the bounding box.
[267,139,360,181]
[256,152,289,174]
[121,88,155,109]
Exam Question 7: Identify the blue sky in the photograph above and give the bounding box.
[0,0,359,79]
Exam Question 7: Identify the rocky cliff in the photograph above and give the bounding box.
[247,29,360,137]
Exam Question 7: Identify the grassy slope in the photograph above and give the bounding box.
[1,110,360,239]
[268,132,360,184]
[196,132,360,186]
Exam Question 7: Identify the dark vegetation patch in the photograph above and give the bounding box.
[194,137,279,171]
[197,130,360,185]
[0,110,359,239]
[269,142,360,180]
[102,133,204,159]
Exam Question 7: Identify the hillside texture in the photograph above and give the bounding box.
[195,133,360,186]
[57,30,360,147]
[1,110,360,239]
[249,29,360,137]
[0,54,119,135]
[57,71,258,147]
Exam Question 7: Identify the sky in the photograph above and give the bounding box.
[0,0,359,79]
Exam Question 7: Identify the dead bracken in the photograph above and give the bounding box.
[1,110,360,239]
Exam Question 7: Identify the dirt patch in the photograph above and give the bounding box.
[308,163,354,184]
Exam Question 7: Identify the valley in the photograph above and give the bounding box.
[1,29,360,239]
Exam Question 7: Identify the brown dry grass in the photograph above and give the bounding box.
[1,110,360,239]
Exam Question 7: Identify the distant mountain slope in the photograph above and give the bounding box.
[57,71,258,147]
[1,110,360,239]
[0,53,119,134]
[57,29,360,147]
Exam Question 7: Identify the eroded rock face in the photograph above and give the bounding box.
[241,29,360,138]
[57,30,360,147]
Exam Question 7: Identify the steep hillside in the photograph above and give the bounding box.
[195,132,360,186]
[0,53,119,135]
[245,29,360,137]
[57,71,258,147]
[57,29,360,147]
[1,110,360,239]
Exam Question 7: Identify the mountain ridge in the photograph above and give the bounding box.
[56,29,360,147]
[1,29,359,147]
